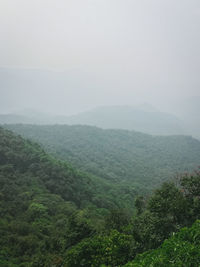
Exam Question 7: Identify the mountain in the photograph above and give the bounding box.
[0,126,138,265]
[0,67,198,137]
[5,124,200,190]
[0,127,124,209]
[1,126,200,266]
[0,104,186,136]
[0,126,136,211]
[65,105,185,135]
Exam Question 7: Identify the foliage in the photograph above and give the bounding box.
[0,127,133,266]
[65,230,133,267]
[125,220,200,267]
[5,124,200,191]
[1,126,200,266]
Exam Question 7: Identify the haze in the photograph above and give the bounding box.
[0,0,200,118]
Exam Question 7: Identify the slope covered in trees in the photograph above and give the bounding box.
[1,127,200,266]
[5,124,200,190]
[0,127,125,209]
[63,169,200,266]
[0,127,136,266]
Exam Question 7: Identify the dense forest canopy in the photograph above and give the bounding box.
[0,127,136,265]
[5,124,200,191]
[1,126,200,266]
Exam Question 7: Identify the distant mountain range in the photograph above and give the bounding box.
[0,67,199,137]
[63,105,185,135]
[0,105,186,136]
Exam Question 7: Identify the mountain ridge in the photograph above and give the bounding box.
[0,104,185,136]
[5,124,200,190]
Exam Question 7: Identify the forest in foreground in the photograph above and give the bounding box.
[1,126,200,266]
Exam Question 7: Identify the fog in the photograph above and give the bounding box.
[0,0,200,119]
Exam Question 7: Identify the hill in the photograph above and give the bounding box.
[60,171,200,266]
[5,124,200,190]
[65,105,185,136]
[0,105,185,136]
[0,127,136,265]
[1,127,200,266]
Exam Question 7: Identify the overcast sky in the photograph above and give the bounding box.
[0,0,200,116]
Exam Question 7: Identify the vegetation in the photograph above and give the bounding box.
[1,126,200,266]
[0,127,135,266]
[125,220,200,267]
[5,124,200,191]
[64,170,200,267]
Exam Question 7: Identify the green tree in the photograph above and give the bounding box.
[65,230,133,267]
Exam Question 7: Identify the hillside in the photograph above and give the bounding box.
[65,105,185,135]
[0,126,137,210]
[1,127,200,266]
[0,127,136,265]
[58,171,200,266]
[0,105,186,136]
[5,124,200,190]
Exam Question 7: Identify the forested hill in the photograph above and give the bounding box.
[0,127,137,265]
[0,127,94,208]
[5,124,200,190]
[0,126,137,211]
[1,127,200,266]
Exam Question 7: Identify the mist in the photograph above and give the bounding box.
[0,0,200,119]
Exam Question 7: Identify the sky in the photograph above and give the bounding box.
[0,0,200,116]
